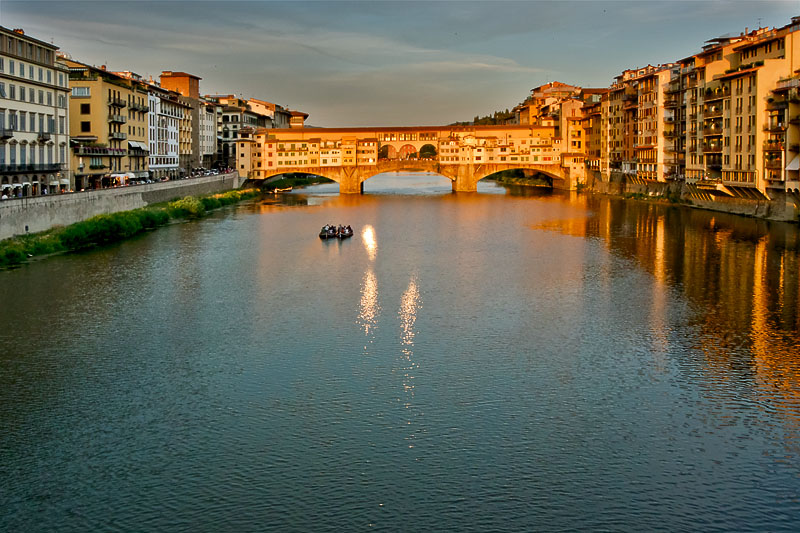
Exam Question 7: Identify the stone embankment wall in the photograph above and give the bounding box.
[590,173,799,223]
[0,172,241,240]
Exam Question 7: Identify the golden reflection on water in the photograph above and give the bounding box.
[358,268,379,342]
[362,225,377,261]
[398,275,421,448]
[534,197,800,433]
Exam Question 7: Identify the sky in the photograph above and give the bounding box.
[2,1,798,127]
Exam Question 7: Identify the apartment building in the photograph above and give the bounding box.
[148,84,188,180]
[199,99,218,169]
[160,71,202,171]
[66,60,149,190]
[1,26,71,196]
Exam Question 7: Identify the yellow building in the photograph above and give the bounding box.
[65,60,150,189]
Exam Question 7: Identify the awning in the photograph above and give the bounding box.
[49,179,59,185]
[59,179,70,185]
[787,155,800,171]
[128,141,149,151]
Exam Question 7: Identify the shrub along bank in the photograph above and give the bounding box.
[0,188,260,268]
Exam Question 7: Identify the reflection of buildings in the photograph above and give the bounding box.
[546,195,800,431]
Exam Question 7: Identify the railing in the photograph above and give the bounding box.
[702,144,723,153]
[109,114,127,124]
[765,160,783,170]
[775,78,800,91]
[703,128,723,136]
[0,163,64,173]
[704,108,723,118]
[764,123,786,132]
[129,103,149,112]
[763,141,784,152]
[37,132,52,141]
[109,97,127,108]
[74,146,127,156]
[0,128,13,140]
[109,132,127,140]
[704,87,730,101]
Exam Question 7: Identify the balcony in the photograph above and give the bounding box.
[763,141,784,152]
[704,87,730,102]
[74,145,127,157]
[702,143,723,153]
[704,108,723,118]
[703,128,723,136]
[664,98,679,108]
[765,159,783,170]
[109,97,127,108]
[764,123,786,133]
[0,163,64,173]
[108,114,127,124]
[109,132,127,140]
[665,84,682,95]
[775,78,800,92]
[767,99,788,110]
[37,132,51,142]
[130,102,149,113]
[1,128,14,140]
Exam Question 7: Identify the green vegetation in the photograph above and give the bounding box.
[262,173,333,192]
[0,188,260,268]
[452,109,515,126]
[488,169,553,187]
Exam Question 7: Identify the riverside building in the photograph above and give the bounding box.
[0,26,71,197]
[65,59,149,190]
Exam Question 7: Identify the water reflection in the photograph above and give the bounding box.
[358,268,379,346]
[535,196,800,432]
[397,274,421,449]
[362,224,377,262]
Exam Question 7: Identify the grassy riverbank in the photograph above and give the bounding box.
[0,188,260,268]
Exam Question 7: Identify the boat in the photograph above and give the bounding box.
[338,225,354,239]
[273,187,292,193]
[319,225,338,239]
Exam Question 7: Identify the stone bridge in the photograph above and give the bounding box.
[261,159,575,193]
[246,125,584,193]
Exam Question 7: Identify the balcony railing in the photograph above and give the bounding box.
[763,141,784,152]
[109,132,127,140]
[764,123,786,132]
[0,128,13,140]
[109,97,127,108]
[765,160,783,170]
[108,114,127,124]
[37,132,52,141]
[704,87,730,101]
[704,108,723,118]
[775,78,800,91]
[129,103,150,113]
[702,144,723,153]
[703,128,723,136]
[73,146,127,156]
[0,163,64,173]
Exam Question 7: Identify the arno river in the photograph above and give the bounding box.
[2,173,800,531]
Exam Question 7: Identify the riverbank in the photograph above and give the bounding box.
[0,172,242,240]
[0,188,260,268]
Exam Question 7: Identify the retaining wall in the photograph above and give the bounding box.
[0,172,241,240]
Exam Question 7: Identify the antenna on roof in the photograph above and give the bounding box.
[758,17,762,28]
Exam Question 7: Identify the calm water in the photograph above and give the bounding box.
[2,173,800,531]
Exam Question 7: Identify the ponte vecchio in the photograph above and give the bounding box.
[244,125,586,193]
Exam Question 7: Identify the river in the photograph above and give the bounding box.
[2,173,799,531]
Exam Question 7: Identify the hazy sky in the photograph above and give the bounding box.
[2,1,798,126]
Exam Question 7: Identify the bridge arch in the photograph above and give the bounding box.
[398,144,417,159]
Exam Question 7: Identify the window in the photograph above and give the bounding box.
[71,87,90,97]
[80,103,90,114]
[19,112,26,131]
[81,121,90,132]
[0,82,5,98]
[47,92,52,106]
[59,116,65,134]
[39,90,44,104]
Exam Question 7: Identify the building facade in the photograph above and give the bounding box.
[66,60,149,189]
[1,26,71,197]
